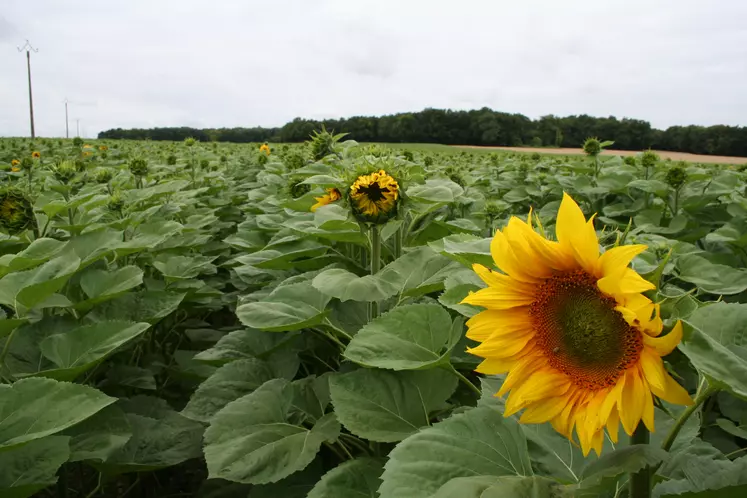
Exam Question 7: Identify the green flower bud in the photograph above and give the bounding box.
[0,188,35,235]
[583,137,602,157]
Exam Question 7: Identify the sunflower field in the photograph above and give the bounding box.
[0,133,746,498]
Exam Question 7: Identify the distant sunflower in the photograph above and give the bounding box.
[349,170,399,223]
[259,143,271,155]
[11,166,20,173]
[311,188,341,212]
[0,188,35,234]
[31,151,41,159]
[462,193,692,456]
[99,145,108,151]
[11,159,20,167]
[83,144,93,149]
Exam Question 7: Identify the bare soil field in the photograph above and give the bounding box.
[458,146,747,165]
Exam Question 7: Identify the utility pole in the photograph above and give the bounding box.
[17,40,38,139]
[64,98,70,138]
[76,119,80,137]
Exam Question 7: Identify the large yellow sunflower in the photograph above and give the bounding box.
[462,193,692,456]
[349,170,399,223]
[310,188,341,212]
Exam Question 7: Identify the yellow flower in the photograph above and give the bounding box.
[311,188,341,212]
[11,166,20,173]
[259,143,271,155]
[99,145,108,151]
[462,193,692,456]
[83,151,92,157]
[349,170,399,223]
[11,159,20,167]
[83,144,93,149]
[31,151,40,159]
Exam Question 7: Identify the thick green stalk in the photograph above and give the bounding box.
[393,225,402,260]
[370,225,381,318]
[629,424,651,498]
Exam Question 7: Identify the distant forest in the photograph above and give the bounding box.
[98,108,747,157]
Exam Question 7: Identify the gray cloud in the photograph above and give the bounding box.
[1,0,746,138]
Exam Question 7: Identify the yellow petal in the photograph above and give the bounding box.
[643,321,683,356]
[508,216,575,272]
[462,287,535,310]
[471,264,536,298]
[467,331,533,359]
[497,354,543,397]
[490,229,540,283]
[640,350,667,392]
[556,192,599,273]
[642,378,655,432]
[504,370,571,417]
[606,409,620,444]
[502,218,555,278]
[600,379,624,423]
[551,389,583,439]
[591,428,605,456]
[465,309,531,342]
[598,267,655,296]
[475,356,518,375]
[597,244,648,278]
[650,372,693,407]
[519,394,570,424]
[620,370,645,436]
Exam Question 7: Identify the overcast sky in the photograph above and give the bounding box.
[1,0,746,138]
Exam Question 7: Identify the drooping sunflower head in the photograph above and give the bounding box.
[462,193,692,456]
[348,169,400,224]
[0,187,35,235]
[310,188,342,212]
[31,151,41,159]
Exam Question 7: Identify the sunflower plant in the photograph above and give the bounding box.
[0,135,744,498]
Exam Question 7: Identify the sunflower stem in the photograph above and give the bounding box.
[370,225,381,318]
[446,364,482,397]
[629,424,651,498]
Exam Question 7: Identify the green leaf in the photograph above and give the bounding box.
[204,379,341,484]
[194,328,300,365]
[0,377,115,450]
[682,302,747,397]
[432,475,570,498]
[344,303,463,370]
[237,281,332,332]
[428,234,494,269]
[0,436,70,498]
[0,254,80,314]
[379,406,532,498]
[62,228,123,265]
[249,462,325,498]
[0,237,66,277]
[329,368,457,442]
[79,265,144,301]
[290,375,332,423]
[308,458,386,498]
[577,445,668,495]
[522,423,585,484]
[183,357,298,423]
[37,321,151,380]
[312,268,398,302]
[654,455,747,497]
[106,365,157,390]
[62,404,132,462]
[115,220,183,256]
[87,290,185,324]
[677,255,747,295]
[406,179,464,203]
[153,254,217,279]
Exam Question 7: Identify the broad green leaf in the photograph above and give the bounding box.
[312,268,398,302]
[682,303,747,397]
[79,265,144,300]
[62,404,132,462]
[654,455,747,497]
[0,377,115,450]
[62,228,122,265]
[249,462,325,498]
[182,357,299,423]
[432,475,569,498]
[290,375,332,423]
[523,423,585,484]
[0,254,80,314]
[329,368,457,442]
[378,407,532,498]
[237,239,329,270]
[308,458,385,498]
[0,436,70,498]
[106,365,157,390]
[428,234,494,269]
[344,303,463,370]
[87,290,185,324]
[204,379,341,484]
[0,318,27,340]
[153,254,217,279]
[0,237,66,277]
[237,281,332,332]
[194,328,301,365]
[406,179,464,203]
[38,321,151,380]
[577,445,668,495]
[677,254,747,295]
[115,220,183,256]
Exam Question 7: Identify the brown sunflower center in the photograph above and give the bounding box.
[359,182,388,202]
[529,270,642,390]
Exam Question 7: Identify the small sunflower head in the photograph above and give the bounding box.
[10,166,21,173]
[108,192,125,213]
[666,164,688,190]
[287,177,312,199]
[83,144,93,150]
[641,149,659,169]
[530,152,541,161]
[483,200,504,219]
[20,157,33,171]
[582,137,602,157]
[308,127,347,161]
[184,137,197,147]
[220,155,227,164]
[402,150,414,162]
[72,137,84,147]
[95,168,113,184]
[423,156,434,167]
[257,153,268,166]
[311,188,342,212]
[284,153,306,171]
[129,158,148,177]
[31,151,41,159]
[53,161,78,184]
[624,156,637,166]
[348,169,400,224]
[200,159,210,169]
[167,154,177,165]
[10,159,20,167]
[259,143,271,155]
[0,187,35,235]
[99,145,108,151]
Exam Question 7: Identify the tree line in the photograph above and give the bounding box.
[98,108,747,157]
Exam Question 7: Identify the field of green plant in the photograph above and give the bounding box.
[0,133,746,498]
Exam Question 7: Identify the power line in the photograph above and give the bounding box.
[17,40,39,139]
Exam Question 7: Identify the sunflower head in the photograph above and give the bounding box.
[624,156,637,166]
[184,137,197,147]
[582,137,601,157]
[259,143,271,155]
[53,161,78,184]
[99,145,108,151]
[83,144,93,149]
[666,165,688,190]
[11,166,20,173]
[129,158,148,177]
[31,151,41,159]
[348,169,400,224]
[461,193,692,456]
[641,149,659,169]
[94,168,113,184]
[308,126,347,161]
[286,176,312,199]
[20,157,33,171]
[167,154,177,165]
[108,192,125,213]
[11,159,19,167]
[310,188,342,212]
[0,187,35,235]
[72,137,83,147]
